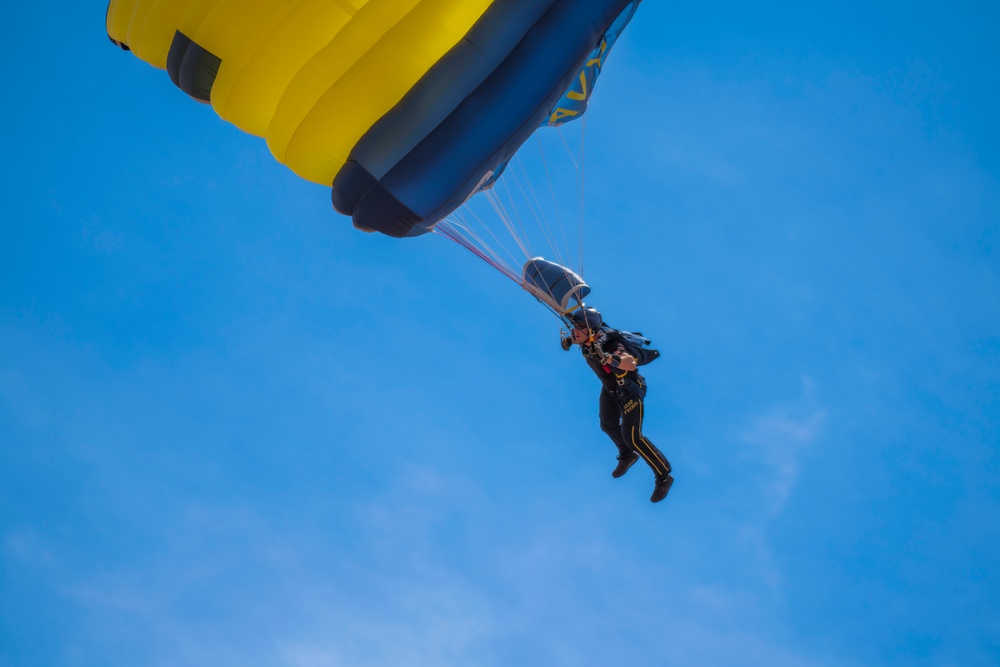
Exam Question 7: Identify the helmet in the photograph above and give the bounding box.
[569,307,602,330]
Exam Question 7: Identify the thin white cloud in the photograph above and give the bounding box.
[737,382,826,516]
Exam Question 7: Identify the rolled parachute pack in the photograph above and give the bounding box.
[522,257,590,314]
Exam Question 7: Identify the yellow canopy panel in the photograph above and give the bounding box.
[106,0,494,185]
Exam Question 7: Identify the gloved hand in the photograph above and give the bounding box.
[560,336,572,351]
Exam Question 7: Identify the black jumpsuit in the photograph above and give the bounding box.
[583,336,672,480]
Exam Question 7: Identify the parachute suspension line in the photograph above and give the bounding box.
[434,217,521,285]
[555,122,587,277]
[579,112,588,278]
[484,188,531,260]
[555,122,584,274]
[496,176,535,258]
[540,298,572,324]
[556,125,579,170]
[510,156,565,268]
[485,183,528,254]
[535,134,572,270]
[451,203,524,274]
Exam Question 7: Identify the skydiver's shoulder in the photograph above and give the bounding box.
[597,328,623,347]
[601,324,621,339]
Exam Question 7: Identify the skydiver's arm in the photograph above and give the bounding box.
[611,352,638,371]
[602,343,638,371]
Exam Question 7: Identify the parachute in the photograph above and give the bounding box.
[106,0,641,240]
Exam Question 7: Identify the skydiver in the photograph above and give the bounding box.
[562,308,674,503]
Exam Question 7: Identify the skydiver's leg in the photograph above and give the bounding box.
[601,387,640,478]
[599,387,630,455]
[619,394,671,478]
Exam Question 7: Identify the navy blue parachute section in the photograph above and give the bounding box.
[522,257,591,313]
[468,1,638,197]
[332,0,638,238]
[544,0,640,127]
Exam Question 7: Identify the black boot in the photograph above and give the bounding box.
[650,474,674,503]
[612,451,639,478]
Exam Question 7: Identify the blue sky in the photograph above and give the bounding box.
[2,2,998,666]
